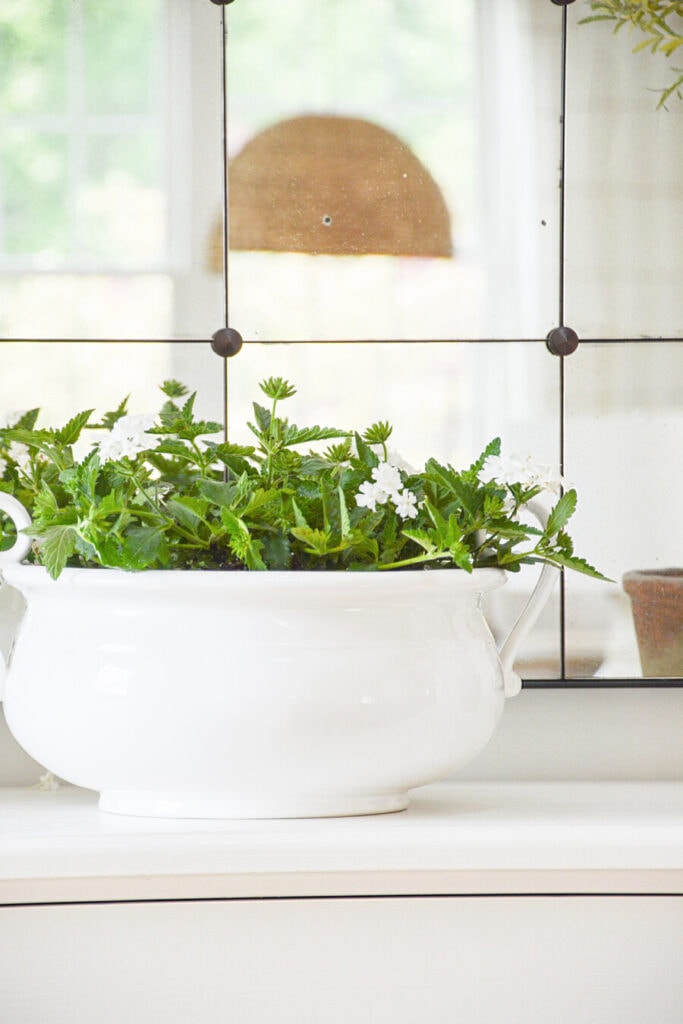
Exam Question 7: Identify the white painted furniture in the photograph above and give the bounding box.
[1,781,682,1023]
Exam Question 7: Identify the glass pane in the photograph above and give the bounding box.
[83,0,163,117]
[0,1,68,116]
[0,338,224,568]
[0,276,172,339]
[565,10,683,339]
[83,134,165,264]
[227,340,562,679]
[564,342,683,679]
[226,0,562,341]
[0,340,224,426]
[0,1,225,340]
[0,129,69,256]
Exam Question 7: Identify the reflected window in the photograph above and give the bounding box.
[0,0,227,341]
[1,1,682,687]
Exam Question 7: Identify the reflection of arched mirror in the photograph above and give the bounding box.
[214,115,453,258]
[1,0,682,685]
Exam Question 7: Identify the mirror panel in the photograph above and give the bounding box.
[3,2,679,688]
[226,0,562,342]
[565,10,683,339]
[228,340,561,678]
[0,1,225,341]
[564,342,683,679]
[0,340,224,426]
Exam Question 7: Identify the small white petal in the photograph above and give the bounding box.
[356,480,391,512]
[394,489,418,520]
[372,461,403,494]
[112,413,156,438]
[8,442,30,468]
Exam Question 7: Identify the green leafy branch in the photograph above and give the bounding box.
[581,0,683,106]
[0,377,609,584]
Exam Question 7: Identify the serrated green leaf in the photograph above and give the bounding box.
[262,533,292,569]
[88,396,129,431]
[290,527,332,555]
[167,496,209,530]
[122,526,168,569]
[299,454,334,476]
[2,426,54,446]
[32,484,59,523]
[402,528,438,554]
[220,508,266,569]
[242,487,280,517]
[283,423,349,446]
[175,420,223,441]
[543,551,613,582]
[154,439,193,460]
[259,377,296,401]
[544,489,577,537]
[324,440,352,463]
[338,485,351,538]
[55,409,95,446]
[13,408,40,431]
[470,437,501,476]
[161,379,189,399]
[197,478,238,507]
[204,441,256,459]
[354,432,379,470]
[362,421,393,445]
[95,491,125,518]
[250,403,272,438]
[38,525,77,579]
[290,497,308,529]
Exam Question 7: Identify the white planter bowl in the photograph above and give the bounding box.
[0,561,555,819]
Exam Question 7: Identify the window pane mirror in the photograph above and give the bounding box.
[0,0,225,341]
[2,0,681,689]
[228,339,562,679]
[565,343,683,680]
[225,0,562,341]
[565,11,683,340]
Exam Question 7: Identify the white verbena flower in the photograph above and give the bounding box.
[371,461,403,496]
[356,480,387,513]
[394,488,418,520]
[7,442,30,469]
[356,460,419,520]
[481,453,564,495]
[0,412,31,471]
[98,413,158,463]
[0,410,28,430]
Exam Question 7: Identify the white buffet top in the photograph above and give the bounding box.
[1,781,682,903]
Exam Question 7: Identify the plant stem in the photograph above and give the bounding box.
[131,471,205,547]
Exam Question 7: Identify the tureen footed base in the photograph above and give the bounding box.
[98,789,409,820]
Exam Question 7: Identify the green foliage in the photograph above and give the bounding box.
[582,0,683,106]
[0,379,609,582]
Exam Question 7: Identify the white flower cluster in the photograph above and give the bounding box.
[480,453,564,496]
[356,460,418,520]
[0,411,30,474]
[97,413,158,463]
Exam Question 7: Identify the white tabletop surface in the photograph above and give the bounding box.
[1,781,682,903]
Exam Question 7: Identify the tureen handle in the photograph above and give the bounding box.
[498,499,561,698]
[0,493,32,698]
[0,493,32,568]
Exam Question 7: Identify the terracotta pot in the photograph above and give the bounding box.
[622,569,683,677]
